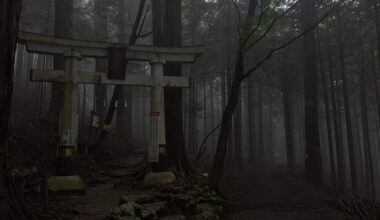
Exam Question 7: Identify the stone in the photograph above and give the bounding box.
[143,172,176,187]
[47,175,86,192]
[159,215,186,220]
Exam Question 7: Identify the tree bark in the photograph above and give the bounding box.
[94,0,107,118]
[282,58,295,173]
[152,0,192,173]
[358,28,376,200]
[116,0,133,137]
[234,94,242,165]
[300,0,323,184]
[336,13,358,197]
[316,29,337,191]
[0,0,22,218]
[258,82,265,161]
[248,77,256,163]
[326,32,345,195]
[209,0,257,190]
[45,0,73,128]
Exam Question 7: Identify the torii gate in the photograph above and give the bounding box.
[18,31,203,175]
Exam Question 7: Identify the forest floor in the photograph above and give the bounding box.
[9,105,356,219]
[223,164,354,220]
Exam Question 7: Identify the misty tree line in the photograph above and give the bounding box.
[1,1,380,217]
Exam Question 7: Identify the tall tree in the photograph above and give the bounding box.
[152,0,192,172]
[316,29,337,191]
[336,12,358,197]
[45,0,73,128]
[116,0,133,137]
[326,30,345,195]
[358,25,376,199]
[0,0,22,218]
[210,0,258,189]
[247,77,256,163]
[281,56,295,173]
[300,0,322,184]
[94,0,107,118]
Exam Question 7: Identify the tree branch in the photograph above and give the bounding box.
[240,1,264,51]
[242,0,345,80]
[244,0,302,52]
[138,30,153,38]
[232,0,242,35]
[137,1,151,39]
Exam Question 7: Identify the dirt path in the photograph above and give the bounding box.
[224,165,354,220]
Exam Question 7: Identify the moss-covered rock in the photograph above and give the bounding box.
[47,175,86,192]
[143,172,176,187]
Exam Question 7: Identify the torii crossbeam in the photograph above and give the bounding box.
[18,31,203,175]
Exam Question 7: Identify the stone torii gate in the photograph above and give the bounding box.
[18,31,203,175]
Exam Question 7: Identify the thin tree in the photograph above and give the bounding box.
[209,0,343,190]
[116,0,133,137]
[358,25,376,199]
[0,0,23,218]
[316,29,337,191]
[336,11,358,197]
[94,0,107,119]
[326,28,346,195]
[281,55,295,173]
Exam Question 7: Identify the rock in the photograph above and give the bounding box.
[47,175,86,192]
[119,193,156,204]
[159,215,186,220]
[143,172,176,187]
[195,203,222,214]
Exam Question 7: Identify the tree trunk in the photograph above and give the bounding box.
[326,32,345,195]
[337,13,358,197]
[0,0,22,218]
[358,27,376,199]
[209,0,257,190]
[300,0,322,184]
[93,0,146,152]
[316,30,337,191]
[282,58,295,173]
[116,0,133,137]
[45,0,73,128]
[258,82,265,161]
[234,94,242,165]
[94,0,107,118]
[152,0,192,173]
[203,79,207,152]
[248,77,256,163]
[210,58,244,190]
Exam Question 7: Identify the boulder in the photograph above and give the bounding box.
[48,175,86,192]
[143,172,176,187]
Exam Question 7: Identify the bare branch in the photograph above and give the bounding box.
[242,0,345,80]
[137,30,153,39]
[244,0,302,52]
[232,0,242,35]
[129,0,147,44]
[137,2,151,39]
[240,1,264,50]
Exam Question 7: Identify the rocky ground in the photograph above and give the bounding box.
[8,105,378,220]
